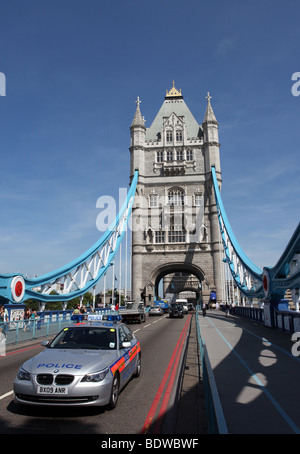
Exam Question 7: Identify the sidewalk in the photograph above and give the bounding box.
[198,310,300,434]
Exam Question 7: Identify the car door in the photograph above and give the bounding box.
[118,325,137,386]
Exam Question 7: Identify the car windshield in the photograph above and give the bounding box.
[48,326,117,350]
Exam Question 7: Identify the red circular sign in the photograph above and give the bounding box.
[15,281,23,297]
[11,276,25,302]
[263,274,268,292]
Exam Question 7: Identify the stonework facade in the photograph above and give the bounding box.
[129,83,223,304]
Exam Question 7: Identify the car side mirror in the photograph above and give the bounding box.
[121,341,131,349]
[41,340,50,347]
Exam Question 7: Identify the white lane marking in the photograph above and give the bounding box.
[0,390,13,401]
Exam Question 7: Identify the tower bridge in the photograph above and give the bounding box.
[0,82,299,329]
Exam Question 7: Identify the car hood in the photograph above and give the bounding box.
[22,348,119,375]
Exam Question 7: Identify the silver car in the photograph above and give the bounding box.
[14,315,141,409]
[148,306,164,316]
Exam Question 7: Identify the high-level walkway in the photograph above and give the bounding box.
[197,310,300,434]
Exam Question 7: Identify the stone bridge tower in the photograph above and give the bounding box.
[129,82,222,305]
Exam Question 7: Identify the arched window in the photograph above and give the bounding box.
[166,131,173,142]
[167,188,185,242]
[156,151,164,162]
[186,149,193,161]
[176,130,183,142]
[166,150,173,161]
[194,192,203,206]
[149,194,158,208]
[176,150,183,161]
[167,188,185,206]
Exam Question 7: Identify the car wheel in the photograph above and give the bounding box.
[108,374,119,410]
[134,353,141,378]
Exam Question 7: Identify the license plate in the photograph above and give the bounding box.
[38,386,68,395]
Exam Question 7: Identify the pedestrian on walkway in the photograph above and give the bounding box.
[0,305,9,337]
[30,309,37,331]
[202,302,206,317]
[23,307,31,331]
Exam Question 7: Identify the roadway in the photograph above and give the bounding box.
[0,313,192,435]
[198,310,300,434]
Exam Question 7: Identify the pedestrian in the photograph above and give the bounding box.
[225,302,229,316]
[0,305,8,338]
[202,302,206,317]
[29,308,37,331]
[23,307,31,331]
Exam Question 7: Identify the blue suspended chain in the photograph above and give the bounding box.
[0,170,139,304]
[211,166,264,298]
[212,166,300,302]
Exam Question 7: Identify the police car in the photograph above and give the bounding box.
[14,314,141,409]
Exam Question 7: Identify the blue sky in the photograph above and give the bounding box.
[0,0,299,289]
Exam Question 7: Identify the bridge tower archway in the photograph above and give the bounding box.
[150,263,205,303]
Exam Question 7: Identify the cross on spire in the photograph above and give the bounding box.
[206,91,212,103]
[135,96,141,109]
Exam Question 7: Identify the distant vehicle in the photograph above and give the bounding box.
[176,299,188,314]
[187,303,194,311]
[153,300,169,313]
[118,301,146,324]
[14,314,141,409]
[148,306,164,316]
[208,291,217,309]
[210,291,217,304]
[169,303,184,318]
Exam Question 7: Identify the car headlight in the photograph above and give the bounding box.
[81,367,109,383]
[17,367,31,381]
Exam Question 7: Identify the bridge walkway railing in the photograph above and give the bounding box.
[0,309,118,346]
[195,306,228,434]
[227,304,300,334]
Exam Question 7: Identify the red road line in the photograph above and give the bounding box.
[141,315,191,434]
[0,344,42,358]
[153,315,190,433]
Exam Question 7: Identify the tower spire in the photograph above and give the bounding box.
[131,97,145,127]
[203,91,218,125]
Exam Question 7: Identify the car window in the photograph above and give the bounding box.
[118,326,127,345]
[48,326,117,350]
[119,325,133,344]
[123,324,133,341]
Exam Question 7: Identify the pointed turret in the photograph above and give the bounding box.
[202,92,219,143]
[131,97,146,128]
[203,92,218,125]
[130,97,146,179]
[202,92,221,175]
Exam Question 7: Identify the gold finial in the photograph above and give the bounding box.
[165,80,182,98]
